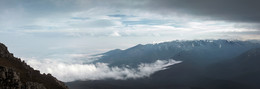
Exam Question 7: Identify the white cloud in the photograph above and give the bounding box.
[22,58,181,82]
[110,31,121,37]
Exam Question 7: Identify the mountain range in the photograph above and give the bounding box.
[67,40,260,89]
[1,40,260,89]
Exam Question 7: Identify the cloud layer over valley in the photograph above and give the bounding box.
[23,58,181,82]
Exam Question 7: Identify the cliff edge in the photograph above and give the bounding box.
[0,43,69,89]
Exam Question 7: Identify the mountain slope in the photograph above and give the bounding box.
[0,43,69,89]
[97,40,260,66]
[207,48,260,88]
[68,40,260,89]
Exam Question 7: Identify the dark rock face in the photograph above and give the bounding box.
[0,43,69,89]
[0,66,22,89]
[25,82,47,89]
[0,66,47,89]
[0,43,13,58]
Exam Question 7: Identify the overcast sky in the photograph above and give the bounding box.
[0,0,260,60]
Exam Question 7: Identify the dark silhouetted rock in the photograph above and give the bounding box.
[0,43,69,89]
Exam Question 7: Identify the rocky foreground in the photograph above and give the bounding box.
[0,43,69,89]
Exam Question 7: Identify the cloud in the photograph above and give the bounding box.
[141,0,260,23]
[1,0,260,36]
[2,0,260,24]
[110,31,121,37]
[23,58,181,82]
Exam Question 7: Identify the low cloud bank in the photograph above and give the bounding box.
[23,58,181,82]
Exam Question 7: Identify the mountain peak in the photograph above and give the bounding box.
[0,43,13,58]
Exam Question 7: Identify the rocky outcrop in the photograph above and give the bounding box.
[0,66,47,89]
[0,43,13,58]
[0,43,69,89]
[25,82,47,89]
[0,66,22,89]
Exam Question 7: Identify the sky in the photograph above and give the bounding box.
[0,0,260,82]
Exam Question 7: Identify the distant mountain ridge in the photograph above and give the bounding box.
[97,40,260,66]
[68,39,260,89]
[0,43,69,89]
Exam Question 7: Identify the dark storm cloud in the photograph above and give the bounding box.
[1,0,260,34]
[145,0,260,23]
[2,0,259,23]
